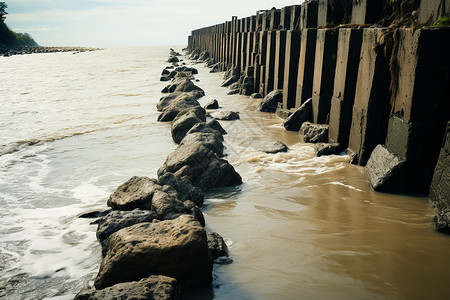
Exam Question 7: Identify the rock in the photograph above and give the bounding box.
[158,96,202,122]
[189,49,200,60]
[221,76,238,87]
[171,107,206,144]
[198,51,210,61]
[206,232,229,259]
[240,76,254,96]
[300,122,329,143]
[257,90,283,113]
[157,91,204,112]
[158,172,204,205]
[160,75,171,82]
[209,111,240,121]
[227,89,240,95]
[94,215,213,290]
[186,120,227,137]
[209,63,221,73]
[283,98,313,131]
[79,209,112,219]
[75,275,179,300]
[96,210,158,253]
[257,141,288,154]
[276,108,293,119]
[161,69,170,75]
[167,56,179,63]
[158,141,242,189]
[175,66,198,74]
[429,121,450,233]
[107,177,158,211]
[250,93,262,99]
[204,99,219,109]
[315,143,342,157]
[180,132,224,157]
[161,78,204,94]
[365,144,406,192]
[221,65,240,87]
[433,209,450,234]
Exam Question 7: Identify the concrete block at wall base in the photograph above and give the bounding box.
[429,121,450,234]
[365,144,406,192]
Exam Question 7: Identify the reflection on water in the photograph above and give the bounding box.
[0,48,449,300]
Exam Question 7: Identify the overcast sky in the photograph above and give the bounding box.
[5,0,304,47]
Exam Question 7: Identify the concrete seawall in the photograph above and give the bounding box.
[187,0,450,231]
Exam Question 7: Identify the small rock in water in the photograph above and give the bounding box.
[257,141,288,154]
[209,111,239,121]
[204,99,219,109]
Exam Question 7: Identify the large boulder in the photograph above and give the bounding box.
[198,51,210,61]
[209,111,240,121]
[107,177,158,211]
[257,90,283,113]
[94,215,213,290]
[283,98,313,131]
[96,210,159,254]
[162,78,204,94]
[180,132,224,157]
[167,56,179,63]
[75,275,179,300]
[158,172,204,205]
[300,122,329,143]
[158,141,241,189]
[157,91,204,112]
[175,66,198,74]
[315,143,342,157]
[206,232,229,260]
[221,65,240,87]
[158,96,202,122]
[171,107,206,144]
[186,120,227,136]
[433,209,450,234]
[365,144,406,192]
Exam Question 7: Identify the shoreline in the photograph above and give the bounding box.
[0,45,103,57]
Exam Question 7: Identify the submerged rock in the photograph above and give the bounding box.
[94,215,213,290]
[107,177,158,211]
[300,122,329,143]
[75,275,179,300]
[283,98,313,131]
[206,232,229,260]
[157,91,204,112]
[257,90,283,113]
[315,143,342,157]
[167,56,179,63]
[209,110,239,121]
[257,141,288,154]
[433,209,450,234]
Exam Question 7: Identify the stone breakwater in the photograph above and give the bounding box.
[186,0,450,233]
[75,49,242,299]
[0,46,103,57]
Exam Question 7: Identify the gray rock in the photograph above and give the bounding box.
[180,132,224,157]
[107,177,158,211]
[94,215,213,290]
[158,95,202,122]
[158,141,241,189]
[171,107,206,144]
[186,121,227,137]
[206,119,227,135]
[167,56,179,63]
[157,91,204,112]
[250,93,262,99]
[198,51,210,61]
[158,172,204,206]
[162,78,204,94]
[161,69,170,75]
[300,122,329,143]
[204,99,219,109]
[365,144,406,192]
[315,143,342,157]
[209,111,240,121]
[189,49,200,60]
[283,98,313,131]
[433,209,450,234]
[160,75,171,82]
[257,141,288,154]
[257,90,283,113]
[75,275,179,300]
[206,232,229,259]
[227,89,240,95]
[175,66,198,74]
[96,210,158,254]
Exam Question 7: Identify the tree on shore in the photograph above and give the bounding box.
[0,2,7,22]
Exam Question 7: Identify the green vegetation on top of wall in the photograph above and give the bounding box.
[432,16,450,28]
[0,1,39,47]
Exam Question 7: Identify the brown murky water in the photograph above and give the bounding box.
[0,48,448,300]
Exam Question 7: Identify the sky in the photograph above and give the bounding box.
[4,0,305,47]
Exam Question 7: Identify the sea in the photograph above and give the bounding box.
[1,47,449,300]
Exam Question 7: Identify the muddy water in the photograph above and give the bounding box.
[0,47,449,300]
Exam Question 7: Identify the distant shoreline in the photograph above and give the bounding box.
[1,46,103,57]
